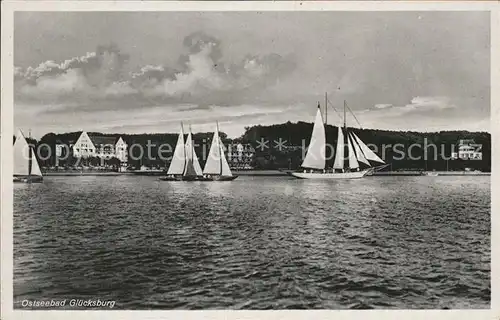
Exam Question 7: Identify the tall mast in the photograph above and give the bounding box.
[343,101,347,170]
[343,100,347,130]
[325,92,328,125]
[28,129,32,178]
[189,125,194,159]
[325,93,328,168]
[181,122,187,175]
[216,121,222,176]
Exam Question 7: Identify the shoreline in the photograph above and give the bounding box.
[43,171,127,176]
[41,170,491,177]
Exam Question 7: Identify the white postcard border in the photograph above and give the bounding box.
[1,1,499,320]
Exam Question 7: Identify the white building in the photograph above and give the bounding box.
[226,143,255,169]
[115,137,128,163]
[72,131,128,163]
[451,139,482,160]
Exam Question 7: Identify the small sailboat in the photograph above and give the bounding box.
[291,100,386,180]
[160,124,204,181]
[200,122,238,181]
[13,129,43,183]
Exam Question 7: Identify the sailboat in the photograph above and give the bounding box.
[200,122,238,181]
[13,129,43,183]
[291,100,386,180]
[160,124,204,181]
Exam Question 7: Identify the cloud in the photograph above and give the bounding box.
[15,44,131,103]
[346,95,474,132]
[104,81,138,97]
[364,96,456,116]
[15,32,296,110]
[21,69,88,95]
[374,104,393,109]
[406,96,454,109]
[130,65,177,89]
[131,32,296,105]
[143,41,229,97]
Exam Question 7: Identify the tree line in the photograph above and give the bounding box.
[17,122,491,171]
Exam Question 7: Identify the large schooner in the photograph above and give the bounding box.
[160,123,204,181]
[201,121,238,181]
[13,129,43,183]
[291,99,386,179]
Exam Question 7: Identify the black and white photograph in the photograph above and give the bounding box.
[1,2,496,317]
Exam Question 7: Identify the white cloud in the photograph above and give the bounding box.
[20,69,89,96]
[374,104,392,109]
[15,32,295,109]
[104,81,137,96]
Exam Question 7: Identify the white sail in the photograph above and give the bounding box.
[186,129,203,176]
[333,126,345,169]
[13,130,31,176]
[192,148,203,176]
[348,132,370,166]
[347,136,359,169]
[183,132,198,177]
[167,125,186,175]
[351,132,385,163]
[301,107,326,169]
[219,137,233,176]
[203,124,233,176]
[203,127,222,175]
[31,150,43,176]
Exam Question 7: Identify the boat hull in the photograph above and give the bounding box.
[159,175,200,181]
[422,172,439,176]
[13,175,43,183]
[130,171,167,176]
[159,175,238,181]
[199,175,239,181]
[291,170,369,179]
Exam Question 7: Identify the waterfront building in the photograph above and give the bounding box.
[451,139,482,160]
[72,131,128,163]
[115,137,128,163]
[226,143,255,170]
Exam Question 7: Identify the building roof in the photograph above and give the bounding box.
[459,139,475,145]
[88,135,118,146]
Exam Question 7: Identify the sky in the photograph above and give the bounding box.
[14,11,490,138]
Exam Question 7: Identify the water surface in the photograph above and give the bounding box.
[14,175,490,309]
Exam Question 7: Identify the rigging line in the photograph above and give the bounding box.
[326,98,343,121]
[344,101,364,130]
[326,98,362,129]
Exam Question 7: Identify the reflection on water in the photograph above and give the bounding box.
[14,176,490,309]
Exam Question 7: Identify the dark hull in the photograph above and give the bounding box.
[159,176,200,181]
[13,175,43,183]
[159,175,238,182]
